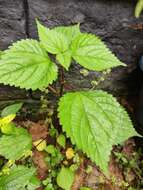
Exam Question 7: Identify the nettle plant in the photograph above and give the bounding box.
[0,20,140,176]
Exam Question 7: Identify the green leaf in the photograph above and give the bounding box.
[135,0,143,18]
[71,33,125,71]
[0,127,32,160]
[1,103,23,117]
[57,167,75,190]
[58,90,139,174]
[54,24,80,42]
[52,24,80,70]
[26,176,41,190]
[0,115,16,128]
[57,134,66,148]
[37,20,69,54]
[1,123,16,135]
[0,51,4,58]
[44,184,54,190]
[37,21,80,70]
[0,166,36,190]
[45,145,57,156]
[56,51,72,70]
[0,39,57,90]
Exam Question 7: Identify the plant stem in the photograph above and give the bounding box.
[59,66,65,97]
[48,85,59,96]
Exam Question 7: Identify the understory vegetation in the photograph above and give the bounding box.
[0,20,142,190]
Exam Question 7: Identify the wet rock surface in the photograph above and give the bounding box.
[0,0,143,115]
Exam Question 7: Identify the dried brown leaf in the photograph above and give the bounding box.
[29,122,48,141]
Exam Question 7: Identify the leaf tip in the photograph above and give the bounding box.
[120,62,126,67]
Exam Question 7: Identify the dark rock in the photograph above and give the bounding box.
[0,0,26,49]
[0,0,31,115]
[136,56,143,130]
[28,0,143,95]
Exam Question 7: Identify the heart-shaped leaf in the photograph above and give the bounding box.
[58,90,138,174]
[0,39,57,90]
[71,33,125,71]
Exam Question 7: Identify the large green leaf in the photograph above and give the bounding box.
[71,33,125,71]
[0,39,57,90]
[0,166,37,190]
[58,90,138,174]
[0,127,32,160]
